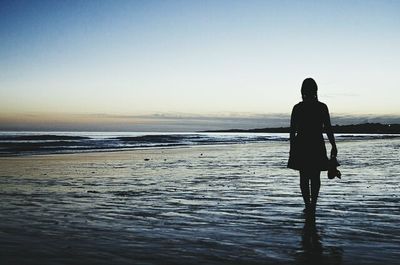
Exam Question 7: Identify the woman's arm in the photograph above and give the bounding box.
[323,105,337,157]
[289,106,297,152]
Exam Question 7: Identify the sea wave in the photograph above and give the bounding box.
[0,132,288,156]
[0,131,398,156]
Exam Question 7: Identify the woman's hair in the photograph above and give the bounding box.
[301,78,318,101]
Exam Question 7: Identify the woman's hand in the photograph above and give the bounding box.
[331,145,338,158]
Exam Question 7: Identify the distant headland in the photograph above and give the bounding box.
[202,123,400,134]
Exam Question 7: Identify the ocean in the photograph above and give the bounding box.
[0,131,398,156]
[0,132,399,264]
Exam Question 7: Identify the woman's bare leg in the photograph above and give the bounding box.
[300,171,311,211]
[310,171,321,212]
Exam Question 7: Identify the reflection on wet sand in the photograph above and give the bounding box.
[296,215,343,265]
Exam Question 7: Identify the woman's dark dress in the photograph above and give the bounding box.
[287,101,330,171]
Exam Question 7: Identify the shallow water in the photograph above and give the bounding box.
[0,139,399,264]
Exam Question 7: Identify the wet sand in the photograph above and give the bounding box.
[0,140,399,264]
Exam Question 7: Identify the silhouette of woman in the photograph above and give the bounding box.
[288,78,337,215]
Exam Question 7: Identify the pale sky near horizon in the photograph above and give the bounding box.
[1,0,400,130]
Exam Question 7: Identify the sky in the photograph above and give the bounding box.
[0,0,399,131]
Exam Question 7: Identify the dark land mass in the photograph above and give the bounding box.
[203,123,400,134]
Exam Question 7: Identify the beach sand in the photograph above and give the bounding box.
[0,141,399,264]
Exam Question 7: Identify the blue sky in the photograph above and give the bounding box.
[0,0,399,130]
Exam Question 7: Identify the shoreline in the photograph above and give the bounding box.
[0,142,272,158]
[1,133,399,158]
